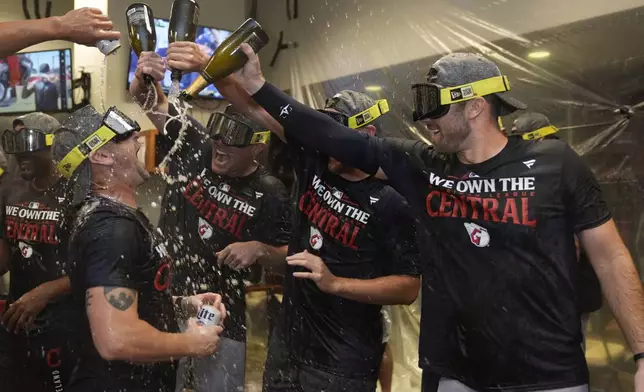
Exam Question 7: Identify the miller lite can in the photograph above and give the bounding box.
[196,305,220,326]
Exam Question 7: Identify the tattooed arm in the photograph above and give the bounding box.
[86,286,223,363]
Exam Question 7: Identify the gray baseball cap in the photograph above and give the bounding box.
[52,105,104,204]
[324,90,385,131]
[12,112,61,133]
[511,112,551,135]
[428,53,527,115]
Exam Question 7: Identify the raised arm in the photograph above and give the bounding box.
[0,8,120,58]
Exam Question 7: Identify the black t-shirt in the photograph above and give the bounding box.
[0,178,74,333]
[253,83,612,391]
[157,105,291,342]
[278,135,420,377]
[67,195,178,392]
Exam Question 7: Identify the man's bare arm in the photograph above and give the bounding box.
[331,275,420,305]
[0,8,120,58]
[579,219,644,356]
[86,286,220,363]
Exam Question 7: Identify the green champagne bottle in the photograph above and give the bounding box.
[180,18,269,100]
[168,0,200,82]
[126,3,157,84]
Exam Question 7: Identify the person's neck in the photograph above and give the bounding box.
[337,167,370,182]
[93,184,138,209]
[456,127,508,165]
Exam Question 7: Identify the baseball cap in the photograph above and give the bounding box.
[428,53,527,116]
[511,112,551,135]
[12,112,61,133]
[52,105,104,204]
[324,90,387,130]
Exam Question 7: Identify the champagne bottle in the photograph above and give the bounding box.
[126,3,157,84]
[180,18,269,100]
[168,0,200,82]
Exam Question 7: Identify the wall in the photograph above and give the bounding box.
[256,0,643,90]
[105,0,247,130]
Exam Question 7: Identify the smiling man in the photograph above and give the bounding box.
[130,50,292,392]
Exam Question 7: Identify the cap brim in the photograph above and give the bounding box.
[496,93,527,115]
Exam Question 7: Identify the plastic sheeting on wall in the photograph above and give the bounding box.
[254,1,644,391]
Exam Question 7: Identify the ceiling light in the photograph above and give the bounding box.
[365,85,382,92]
[528,51,550,59]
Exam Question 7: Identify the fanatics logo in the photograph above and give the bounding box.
[279,104,292,119]
[309,226,323,250]
[19,241,33,258]
[198,217,213,240]
[219,183,230,192]
[369,196,379,205]
[255,191,264,199]
[464,222,490,247]
[523,159,536,169]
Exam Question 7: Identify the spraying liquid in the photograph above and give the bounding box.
[141,82,193,185]
[100,56,108,112]
[168,80,182,101]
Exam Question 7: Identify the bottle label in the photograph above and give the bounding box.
[127,8,146,25]
[245,32,265,53]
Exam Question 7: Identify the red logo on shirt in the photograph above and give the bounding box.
[46,347,62,368]
[154,262,171,292]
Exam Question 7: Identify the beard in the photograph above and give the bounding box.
[431,118,471,154]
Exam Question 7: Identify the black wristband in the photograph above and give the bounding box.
[634,352,644,362]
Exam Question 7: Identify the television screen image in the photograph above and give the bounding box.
[0,49,73,114]
[127,19,232,99]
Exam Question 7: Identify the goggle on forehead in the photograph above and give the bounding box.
[521,125,558,140]
[412,75,511,121]
[317,99,390,129]
[2,128,54,155]
[57,106,140,178]
[206,112,271,147]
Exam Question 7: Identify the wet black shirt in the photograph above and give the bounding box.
[254,83,612,391]
[278,135,420,377]
[67,196,178,392]
[157,105,291,342]
[0,178,74,333]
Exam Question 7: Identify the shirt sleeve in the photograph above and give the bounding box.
[77,214,141,290]
[379,189,422,276]
[155,103,209,163]
[252,83,434,189]
[561,145,612,232]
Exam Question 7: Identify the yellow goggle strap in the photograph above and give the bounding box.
[249,131,271,145]
[57,125,117,178]
[0,167,4,177]
[347,99,390,129]
[522,125,558,140]
[45,134,54,146]
[498,117,504,129]
[440,76,510,105]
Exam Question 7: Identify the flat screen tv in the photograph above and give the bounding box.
[127,18,232,99]
[0,48,73,114]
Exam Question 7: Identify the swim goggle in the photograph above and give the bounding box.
[206,111,271,147]
[57,106,141,178]
[2,128,54,154]
[521,125,559,140]
[412,76,511,121]
[317,99,390,129]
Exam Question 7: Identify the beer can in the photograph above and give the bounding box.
[96,40,121,56]
[196,305,220,326]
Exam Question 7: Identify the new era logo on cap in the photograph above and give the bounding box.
[449,86,474,101]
